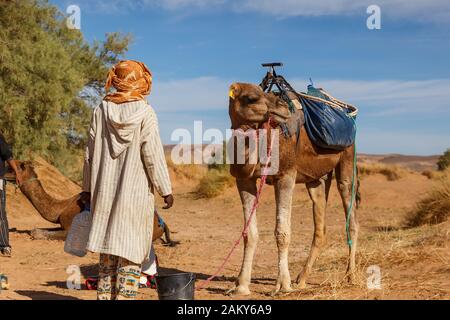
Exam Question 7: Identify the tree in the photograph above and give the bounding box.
[0,0,131,179]
[437,149,450,171]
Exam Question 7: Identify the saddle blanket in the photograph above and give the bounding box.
[298,89,356,151]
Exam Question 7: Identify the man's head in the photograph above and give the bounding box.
[104,60,152,104]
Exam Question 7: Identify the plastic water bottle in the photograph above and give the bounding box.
[64,207,92,257]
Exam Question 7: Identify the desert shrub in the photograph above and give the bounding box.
[166,157,207,180]
[437,149,450,171]
[406,172,450,227]
[421,169,447,180]
[358,162,407,181]
[207,141,228,171]
[195,169,234,198]
[421,170,437,180]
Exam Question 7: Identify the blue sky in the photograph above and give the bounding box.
[51,0,450,155]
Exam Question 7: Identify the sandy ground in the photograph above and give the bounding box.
[0,159,449,300]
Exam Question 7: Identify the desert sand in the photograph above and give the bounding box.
[0,155,448,300]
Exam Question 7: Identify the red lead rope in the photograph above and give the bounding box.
[196,118,274,291]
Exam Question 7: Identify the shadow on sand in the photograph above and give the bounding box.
[158,266,276,295]
[15,290,81,300]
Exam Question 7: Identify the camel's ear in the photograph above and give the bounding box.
[265,92,288,109]
[276,97,289,108]
[229,83,241,100]
[20,161,34,171]
[264,92,277,104]
[18,161,27,171]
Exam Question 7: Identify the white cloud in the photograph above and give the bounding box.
[146,0,225,10]
[359,130,449,155]
[234,0,450,22]
[150,76,231,112]
[301,79,450,116]
[72,0,450,22]
[150,76,450,116]
[235,0,365,17]
[149,76,450,154]
[74,0,225,13]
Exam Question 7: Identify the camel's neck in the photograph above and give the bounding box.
[230,121,282,179]
[20,179,66,223]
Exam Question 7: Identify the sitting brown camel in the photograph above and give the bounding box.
[228,83,360,295]
[17,161,174,244]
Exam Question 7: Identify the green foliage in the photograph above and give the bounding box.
[195,169,234,199]
[0,0,131,180]
[437,149,450,171]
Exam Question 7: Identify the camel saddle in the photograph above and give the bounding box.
[260,65,356,151]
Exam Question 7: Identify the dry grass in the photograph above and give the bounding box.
[363,224,449,265]
[289,221,450,299]
[358,162,408,181]
[406,170,450,227]
[166,157,207,180]
[195,168,234,198]
[422,168,449,181]
[166,156,235,199]
[422,170,437,180]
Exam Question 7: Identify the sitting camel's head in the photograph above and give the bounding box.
[228,83,291,128]
[17,161,37,182]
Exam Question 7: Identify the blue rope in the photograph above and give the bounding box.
[158,214,165,228]
[346,116,357,247]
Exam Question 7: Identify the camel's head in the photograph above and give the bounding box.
[228,83,291,129]
[17,161,37,182]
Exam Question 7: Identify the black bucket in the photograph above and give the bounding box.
[156,273,196,300]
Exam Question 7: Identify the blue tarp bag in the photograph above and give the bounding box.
[299,86,356,151]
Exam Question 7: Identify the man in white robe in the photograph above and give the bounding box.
[82,60,173,300]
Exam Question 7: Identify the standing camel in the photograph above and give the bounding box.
[228,83,360,295]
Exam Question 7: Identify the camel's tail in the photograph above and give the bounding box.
[355,166,361,209]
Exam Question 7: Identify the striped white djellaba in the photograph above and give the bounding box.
[82,100,172,264]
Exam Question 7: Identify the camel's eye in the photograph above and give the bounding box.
[243,95,259,104]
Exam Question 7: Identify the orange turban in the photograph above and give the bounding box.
[104,60,152,104]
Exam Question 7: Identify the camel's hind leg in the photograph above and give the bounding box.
[273,173,296,294]
[295,172,332,289]
[229,178,258,296]
[336,149,360,284]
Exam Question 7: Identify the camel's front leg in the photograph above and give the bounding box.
[230,178,258,296]
[273,173,296,294]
